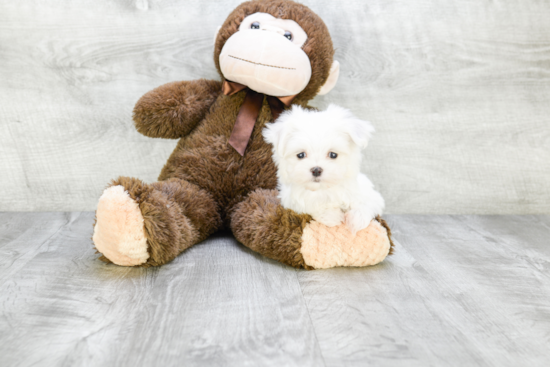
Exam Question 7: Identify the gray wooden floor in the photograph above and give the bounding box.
[0,213,549,366]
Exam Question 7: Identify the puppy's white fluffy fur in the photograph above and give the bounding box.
[263,104,385,235]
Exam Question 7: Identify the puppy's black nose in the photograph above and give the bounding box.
[311,167,323,177]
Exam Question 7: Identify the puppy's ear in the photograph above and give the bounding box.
[263,106,301,157]
[327,104,374,149]
[262,120,285,155]
[346,118,375,149]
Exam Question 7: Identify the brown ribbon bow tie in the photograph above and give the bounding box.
[222,80,295,156]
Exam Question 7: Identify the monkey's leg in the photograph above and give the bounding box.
[92,177,221,267]
[230,189,393,270]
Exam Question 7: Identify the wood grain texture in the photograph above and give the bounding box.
[0,0,549,213]
[299,214,550,366]
[0,212,323,367]
[1,213,550,366]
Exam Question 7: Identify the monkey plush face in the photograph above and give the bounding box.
[219,12,311,97]
[214,0,340,102]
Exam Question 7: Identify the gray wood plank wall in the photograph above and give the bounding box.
[1,0,549,213]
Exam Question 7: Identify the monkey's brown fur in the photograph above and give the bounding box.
[95,0,393,268]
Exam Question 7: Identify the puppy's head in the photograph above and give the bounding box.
[263,104,374,191]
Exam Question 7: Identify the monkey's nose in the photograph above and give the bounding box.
[311,167,323,177]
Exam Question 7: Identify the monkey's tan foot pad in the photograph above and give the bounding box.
[93,185,149,266]
[301,220,391,269]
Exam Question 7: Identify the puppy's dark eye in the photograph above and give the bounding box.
[284,31,292,40]
[251,22,260,29]
[329,152,338,159]
[297,152,306,159]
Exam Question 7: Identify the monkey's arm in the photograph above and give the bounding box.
[132,79,222,139]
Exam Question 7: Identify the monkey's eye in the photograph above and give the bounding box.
[329,152,338,159]
[297,152,306,159]
[251,22,260,29]
[284,31,292,40]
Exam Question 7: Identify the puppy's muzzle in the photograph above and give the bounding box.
[311,167,323,177]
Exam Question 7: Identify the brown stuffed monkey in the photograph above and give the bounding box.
[92,0,393,269]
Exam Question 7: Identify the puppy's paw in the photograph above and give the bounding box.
[313,209,345,227]
[345,209,376,236]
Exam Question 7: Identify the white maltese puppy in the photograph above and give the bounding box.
[263,104,385,235]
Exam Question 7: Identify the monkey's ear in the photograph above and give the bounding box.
[213,25,221,44]
[317,60,340,95]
